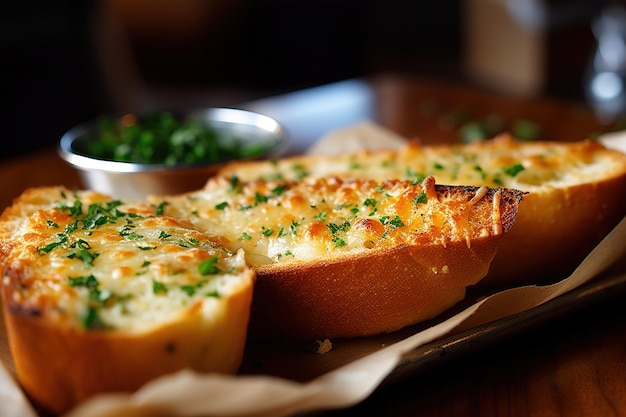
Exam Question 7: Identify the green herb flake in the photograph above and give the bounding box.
[46,220,59,228]
[68,274,99,289]
[228,175,240,193]
[272,184,288,196]
[82,306,104,329]
[364,198,377,208]
[473,164,487,180]
[328,221,350,234]
[413,192,428,205]
[254,192,269,205]
[313,212,327,221]
[37,240,65,255]
[503,163,525,177]
[153,280,168,294]
[333,236,346,247]
[290,220,300,235]
[155,201,168,215]
[389,216,404,228]
[215,201,229,210]
[199,256,220,275]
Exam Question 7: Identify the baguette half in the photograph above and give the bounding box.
[153,175,524,340]
[0,187,254,414]
[218,134,626,286]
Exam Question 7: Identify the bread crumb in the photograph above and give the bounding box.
[312,339,333,354]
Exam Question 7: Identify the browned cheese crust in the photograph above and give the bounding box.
[0,187,254,414]
[155,176,524,340]
[218,134,626,286]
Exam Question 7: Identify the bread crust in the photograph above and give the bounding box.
[1,278,252,414]
[218,135,626,286]
[0,187,255,414]
[155,178,524,340]
[250,236,502,340]
[485,172,626,286]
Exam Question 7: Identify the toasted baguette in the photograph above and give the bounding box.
[218,134,626,286]
[0,186,254,415]
[153,175,524,340]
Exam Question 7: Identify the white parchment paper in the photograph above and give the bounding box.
[2,124,626,417]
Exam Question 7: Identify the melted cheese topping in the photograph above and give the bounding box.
[155,176,506,268]
[1,188,251,332]
[220,135,626,192]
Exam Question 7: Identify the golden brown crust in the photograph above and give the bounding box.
[154,177,524,340]
[249,235,503,340]
[218,135,626,286]
[0,186,255,415]
[2,279,252,414]
[484,172,626,286]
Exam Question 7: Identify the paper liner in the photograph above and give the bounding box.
[2,125,626,417]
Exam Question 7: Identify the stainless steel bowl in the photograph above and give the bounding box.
[58,108,290,200]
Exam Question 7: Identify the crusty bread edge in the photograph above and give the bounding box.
[1,266,254,415]
[484,170,626,287]
[248,235,503,340]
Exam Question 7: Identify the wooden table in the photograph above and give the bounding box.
[2,73,626,417]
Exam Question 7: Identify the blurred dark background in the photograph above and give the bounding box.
[0,0,619,161]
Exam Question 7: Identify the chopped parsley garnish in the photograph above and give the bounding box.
[215,201,229,210]
[313,212,327,221]
[153,280,168,294]
[181,280,207,297]
[254,192,269,205]
[413,192,428,205]
[328,221,350,234]
[199,256,220,275]
[120,228,144,240]
[364,198,377,208]
[85,111,271,166]
[389,216,404,228]
[68,274,99,289]
[504,163,525,177]
[473,164,487,180]
[292,163,309,180]
[68,274,129,329]
[228,174,241,193]
[272,184,288,196]
[155,201,168,215]
[290,220,300,235]
[62,239,99,267]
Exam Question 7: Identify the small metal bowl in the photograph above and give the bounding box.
[59,108,290,200]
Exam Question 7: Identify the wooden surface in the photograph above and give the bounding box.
[2,73,626,417]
